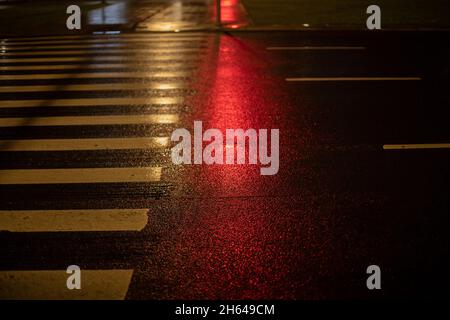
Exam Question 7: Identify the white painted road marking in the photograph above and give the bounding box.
[0,62,192,71]
[1,48,201,56]
[0,209,149,232]
[0,97,183,108]
[0,71,190,80]
[0,167,162,184]
[0,270,133,300]
[383,143,450,150]
[0,114,179,127]
[286,77,421,82]
[0,82,187,92]
[267,46,366,50]
[2,43,204,51]
[3,34,206,42]
[0,137,170,151]
[0,56,198,63]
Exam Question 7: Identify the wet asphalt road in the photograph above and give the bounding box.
[0,30,449,299]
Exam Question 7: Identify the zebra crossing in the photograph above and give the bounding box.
[0,31,209,299]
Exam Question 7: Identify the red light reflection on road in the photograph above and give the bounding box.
[142,33,304,300]
[153,34,291,299]
[199,35,272,192]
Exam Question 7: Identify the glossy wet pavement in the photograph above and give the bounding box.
[0,25,449,299]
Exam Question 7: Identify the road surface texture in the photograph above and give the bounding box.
[0,0,449,300]
[241,0,450,29]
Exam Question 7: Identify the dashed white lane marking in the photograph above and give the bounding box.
[0,209,149,232]
[0,97,183,108]
[0,137,170,151]
[0,167,162,184]
[267,46,366,50]
[0,270,133,300]
[383,143,450,150]
[286,77,421,82]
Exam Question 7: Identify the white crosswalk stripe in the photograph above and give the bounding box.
[2,43,205,51]
[0,209,149,232]
[0,97,184,108]
[3,33,206,42]
[0,56,199,63]
[0,137,170,151]
[0,63,195,71]
[0,82,187,92]
[0,167,163,184]
[0,270,133,300]
[0,114,179,126]
[1,48,201,56]
[0,71,191,80]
